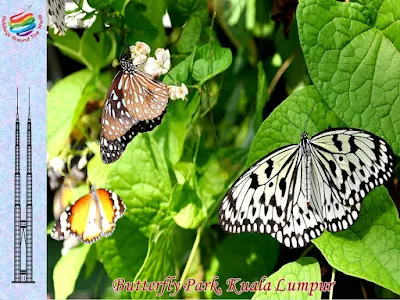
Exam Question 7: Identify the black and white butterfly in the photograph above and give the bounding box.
[100,57,169,164]
[219,128,394,248]
[47,0,67,35]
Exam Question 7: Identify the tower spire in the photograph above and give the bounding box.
[13,86,21,283]
[28,87,30,119]
[26,87,33,282]
[16,87,19,118]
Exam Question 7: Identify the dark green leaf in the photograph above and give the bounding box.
[298,0,400,155]
[205,233,279,299]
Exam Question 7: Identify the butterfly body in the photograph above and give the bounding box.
[219,128,394,248]
[51,186,126,244]
[100,57,169,163]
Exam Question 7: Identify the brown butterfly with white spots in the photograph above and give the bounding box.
[100,56,169,164]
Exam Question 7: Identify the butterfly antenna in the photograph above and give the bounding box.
[282,114,302,134]
[119,44,129,61]
[303,102,316,132]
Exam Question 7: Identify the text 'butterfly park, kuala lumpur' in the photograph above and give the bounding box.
[219,126,394,248]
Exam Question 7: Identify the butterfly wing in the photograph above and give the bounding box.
[219,144,325,248]
[51,188,126,244]
[51,193,102,243]
[47,0,67,35]
[96,189,126,237]
[100,69,168,164]
[309,128,394,232]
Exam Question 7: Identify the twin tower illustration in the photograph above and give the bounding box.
[12,88,34,284]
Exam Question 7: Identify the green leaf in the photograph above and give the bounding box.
[314,187,400,294]
[132,222,177,299]
[97,218,149,282]
[205,233,279,299]
[124,0,167,50]
[87,149,111,188]
[87,0,115,9]
[254,62,269,132]
[80,17,117,70]
[297,0,400,155]
[106,134,172,229]
[167,0,208,27]
[53,244,91,299]
[163,49,196,85]
[247,86,342,166]
[252,257,322,300]
[50,18,116,70]
[192,45,233,86]
[153,93,200,165]
[170,183,206,229]
[47,69,93,158]
[177,17,202,53]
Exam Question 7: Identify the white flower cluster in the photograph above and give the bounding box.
[129,41,188,101]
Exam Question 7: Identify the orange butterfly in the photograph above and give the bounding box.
[51,186,126,244]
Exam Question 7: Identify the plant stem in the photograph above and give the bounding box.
[267,48,298,95]
[299,243,314,258]
[209,0,217,43]
[329,268,336,300]
[179,227,203,289]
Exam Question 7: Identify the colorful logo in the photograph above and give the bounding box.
[8,11,36,36]
[1,9,43,42]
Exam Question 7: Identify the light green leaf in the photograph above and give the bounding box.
[247,86,342,166]
[87,150,111,188]
[192,45,233,86]
[47,69,93,158]
[297,0,400,155]
[132,222,177,299]
[106,134,171,230]
[170,183,206,229]
[205,233,279,299]
[98,134,172,284]
[314,187,400,295]
[177,17,202,53]
[53,244,91,299]
[252,257,322,300]
[153,93,200,165]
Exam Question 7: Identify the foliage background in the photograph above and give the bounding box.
[47,0,400,299]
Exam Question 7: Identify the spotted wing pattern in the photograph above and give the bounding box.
[51,188,126,244]
[100,67,169,164]
[219,128,394,248]
[309,129,394,233]
[47,0,67,35]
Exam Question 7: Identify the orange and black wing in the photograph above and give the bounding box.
[96,189,126,237]
[51,193,99,243]
[51,188,126,244]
